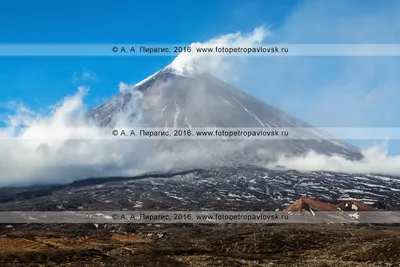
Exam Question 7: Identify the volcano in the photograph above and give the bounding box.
[88,63,361,165]
[1,62,399,212]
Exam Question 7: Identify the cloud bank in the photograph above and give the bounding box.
[0,84,266,187]
[266,144,400,176]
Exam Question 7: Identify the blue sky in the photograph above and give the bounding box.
[1,0,400,153]
[0,0,391,108]
[0,0,297,110]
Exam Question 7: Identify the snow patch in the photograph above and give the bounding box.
[134,202,143,208]
[310,208,315,216]
[135,70,161,87]
[234,100,265,126]
[173,101,181,128]
[185,116,192,129]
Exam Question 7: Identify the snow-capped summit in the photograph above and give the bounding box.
[134,69,162,87]
[165,49,200,76]
[165,61,198,76]
[132,61,200,91]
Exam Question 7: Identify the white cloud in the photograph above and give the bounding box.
[0,86,260,186]
[72,69,97,83]
[118,82,134,93]
[266,143,400,176]
[169,26,270,83]
[0,87,141,186]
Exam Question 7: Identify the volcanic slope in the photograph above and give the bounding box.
[88,64,361,164]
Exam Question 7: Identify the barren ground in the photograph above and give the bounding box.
[0,223,399,266]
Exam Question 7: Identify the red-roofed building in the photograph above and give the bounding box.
[284,196,341,212]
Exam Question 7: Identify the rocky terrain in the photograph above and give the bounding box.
[0,167,398,266]
[0,167,398,212]
[0,223,399,266]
